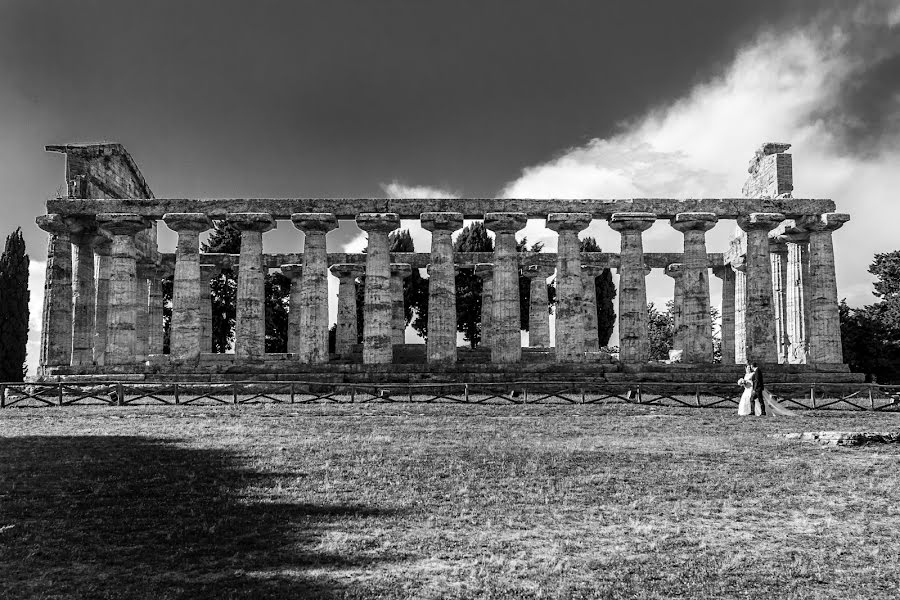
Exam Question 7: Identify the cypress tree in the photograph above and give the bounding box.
[580,237,617,346]
[0,228,30,380]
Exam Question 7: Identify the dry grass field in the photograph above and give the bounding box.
[1,403,899,599]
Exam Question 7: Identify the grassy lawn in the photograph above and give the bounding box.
[1,403,899,599]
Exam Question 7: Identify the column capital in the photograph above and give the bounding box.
[281,263,303,280]
[581,264,605,278]
[712,265,734,280]
[664,263,684,279]
[671,212,717,233]
[390,263,412,279]
[227,212,276,232]
[485,212,527,234]
[798,212,850,233]
[291,212,338,233]
[357,212,400,233]
[421,212,463,232]
[35,214,69,235]
[736,212,784,232]
[608,212,656,232]
[546,212,591,233]
[523,264,553,279]
[474,263,494,279]
[163,213,213,232]
[768,239,789,254]
[330,263,365,279]
[97,213,150,236]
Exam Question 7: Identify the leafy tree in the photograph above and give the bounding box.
[580,237,616,346]
[453,223,493,347]
[265,272,290,352]
[647,301,674,360]
[0,228,29,380]
[840,251,900,382]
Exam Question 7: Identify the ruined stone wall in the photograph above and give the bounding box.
[741,143,793,199]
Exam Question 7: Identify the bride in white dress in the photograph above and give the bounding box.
[737,365,795,416]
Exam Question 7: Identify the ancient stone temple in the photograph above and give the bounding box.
[35,142,862,385]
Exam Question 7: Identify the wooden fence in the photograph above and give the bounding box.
[1,380,899,411]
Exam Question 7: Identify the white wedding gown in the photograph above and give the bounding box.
[737,380,795,416]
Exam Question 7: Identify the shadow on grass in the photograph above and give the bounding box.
[0,436,399,599]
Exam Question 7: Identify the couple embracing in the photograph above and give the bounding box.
[738,362,794,417]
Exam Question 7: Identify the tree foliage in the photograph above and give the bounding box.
[0,228,29,380]
[840,251,900,382]
[453,223,493,347]
[647,301,674,361]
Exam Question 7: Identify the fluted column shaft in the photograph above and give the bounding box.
[292,213,338,363]
[486,213,527,364]
[281,264,304,354]
[671,213,716,362]
[357,213,400,364]
[782,233,811,363]
[475,264,494,349]
[770,242,789,364]
[665,264,685,351]
[712,266,736,364]
[97,214,148,365]
[93,244,111,365]
[548,213,591,362]
[390,264,412,344]
[164,213,213,361]
[228,213,276,359]
[36,215,73,369]
[734,265,747,363]
[148,268,166,355]
[737,213,784,363]
[199,265,215,354]
[609,213,655,363]
[71,235,97,366]
[331,264,363,357]
[581,265,604,352]
[803,213,849,364]
[134,270,150,360]
[524,265,552,348]
[423,212,463,363]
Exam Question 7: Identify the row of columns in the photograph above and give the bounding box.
[38,208,848,369]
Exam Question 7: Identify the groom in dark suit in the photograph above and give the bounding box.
[749,362,767,416]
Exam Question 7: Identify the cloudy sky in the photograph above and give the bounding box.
[2,0,899,370]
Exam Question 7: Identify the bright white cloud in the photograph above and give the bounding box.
[26,259,45,376]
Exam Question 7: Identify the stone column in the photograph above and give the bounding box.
[390,263,412,345]
[97,213,149,366]
[664,263,685,351]
[330,263,363,357]
[485,213,527,364]
[475,263,494,349]
[148,266,167,355]
[733,262,747,364]
[422,212,463,363]
[779,229,811,363]
[769,240,790,364]
[133,267,151,360]
[199,264,216,353]
[581,265,605,352]
[69,231,99,366]
[671,212,716,362]
[280,264,304,354]
[608,213,656,363]
[93,241,111,365]
[163,213,213,361]
[736,212,784,364]
[227,213,276,359]
[547,213,591,362]
[712,266,736,364]
[356,213,400,364]
[524,265,552,348]
[35,214,73,369]
[801,213,850,364]
[292,213,338,363]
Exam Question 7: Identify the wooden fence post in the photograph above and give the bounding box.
[695,384,701,407]
[290,382,295,404]
[869,386,875,410]
[810,385,816,409]
[464,383,469,403]
[116,382,124,407]
[1,383,6,408]
[58,383,64,407]
[232,383,239,405]
[173,383,180,405]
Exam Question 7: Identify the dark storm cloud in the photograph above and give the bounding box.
[1,0,820,198]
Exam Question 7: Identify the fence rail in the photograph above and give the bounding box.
[2,380,899,411]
